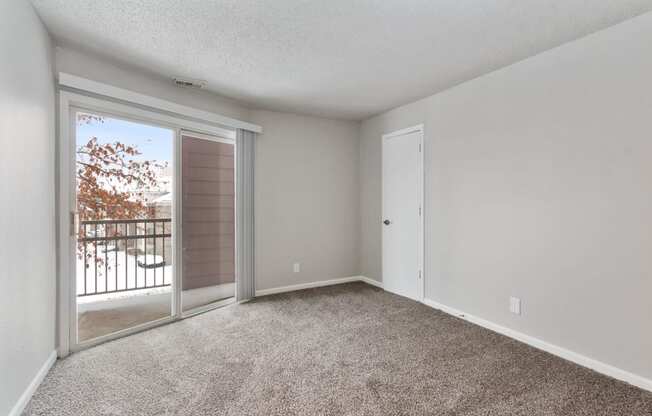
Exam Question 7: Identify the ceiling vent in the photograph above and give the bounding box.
[173,77,207,89]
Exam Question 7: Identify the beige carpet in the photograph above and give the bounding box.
[24,282,652,415]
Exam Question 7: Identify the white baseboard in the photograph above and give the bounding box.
[422,298,652,393]
[357,275,383,288]
[9,350,57,416]
[255,276,363,297]
[255,275,384,297]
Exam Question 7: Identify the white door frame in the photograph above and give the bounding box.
[381,124,425,301]
[57,90,237,356]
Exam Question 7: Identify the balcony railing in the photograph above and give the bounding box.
[77,218,172,297]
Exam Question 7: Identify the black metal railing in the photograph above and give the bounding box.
[77,218,172,297]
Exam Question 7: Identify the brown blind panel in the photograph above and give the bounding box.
[182,136,235,290]
[185,235,234,250]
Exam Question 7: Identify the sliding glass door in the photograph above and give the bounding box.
[74,110,174,343]
[181,132,236,312]
[67,99,238,351]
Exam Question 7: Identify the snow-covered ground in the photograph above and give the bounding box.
[76,246,235,313]
[76,248,172,304]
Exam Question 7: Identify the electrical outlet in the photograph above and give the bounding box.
[293,262,301,273]
[509,297,521,315]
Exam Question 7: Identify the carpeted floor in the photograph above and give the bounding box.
[24,282,652,415]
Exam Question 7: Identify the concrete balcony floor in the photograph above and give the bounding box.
[76,283,235,342]
[78,292,172,342]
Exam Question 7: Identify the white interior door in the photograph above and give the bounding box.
[382,125,424,301]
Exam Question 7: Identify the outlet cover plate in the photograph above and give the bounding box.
[510,297,521,315]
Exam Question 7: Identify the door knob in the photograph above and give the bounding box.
[383,219,391,225]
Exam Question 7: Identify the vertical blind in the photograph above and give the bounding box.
[236,129,256,301]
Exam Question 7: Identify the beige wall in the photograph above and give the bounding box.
[54,47,363,293]
[360,12,652,382]
[251,110,360,291]
[0,1,56,414]
[55,46,250,121]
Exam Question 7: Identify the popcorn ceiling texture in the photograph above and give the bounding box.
[30,0,652,120]
[24,283,652,415]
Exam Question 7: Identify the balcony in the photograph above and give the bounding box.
[77,218,173,342]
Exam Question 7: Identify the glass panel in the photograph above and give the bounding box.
[181,134,235,312]
[75,111,174,342]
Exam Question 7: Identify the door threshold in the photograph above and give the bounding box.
[69,297,237,355]
[71,315,175,354]
[182,296,236,318]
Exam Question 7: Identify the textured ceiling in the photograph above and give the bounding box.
[31,0,652,120]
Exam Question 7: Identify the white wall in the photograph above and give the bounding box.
[251,110,360,291]
[0,1,56,414]
[360,12,652,382]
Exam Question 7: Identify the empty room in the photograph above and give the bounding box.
[2,0,652,414]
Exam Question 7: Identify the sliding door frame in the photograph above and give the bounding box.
[58,91,236,356]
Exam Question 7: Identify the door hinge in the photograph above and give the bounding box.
[418,206,421,216]
[418,143,422,152]
[418,270,422,279]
